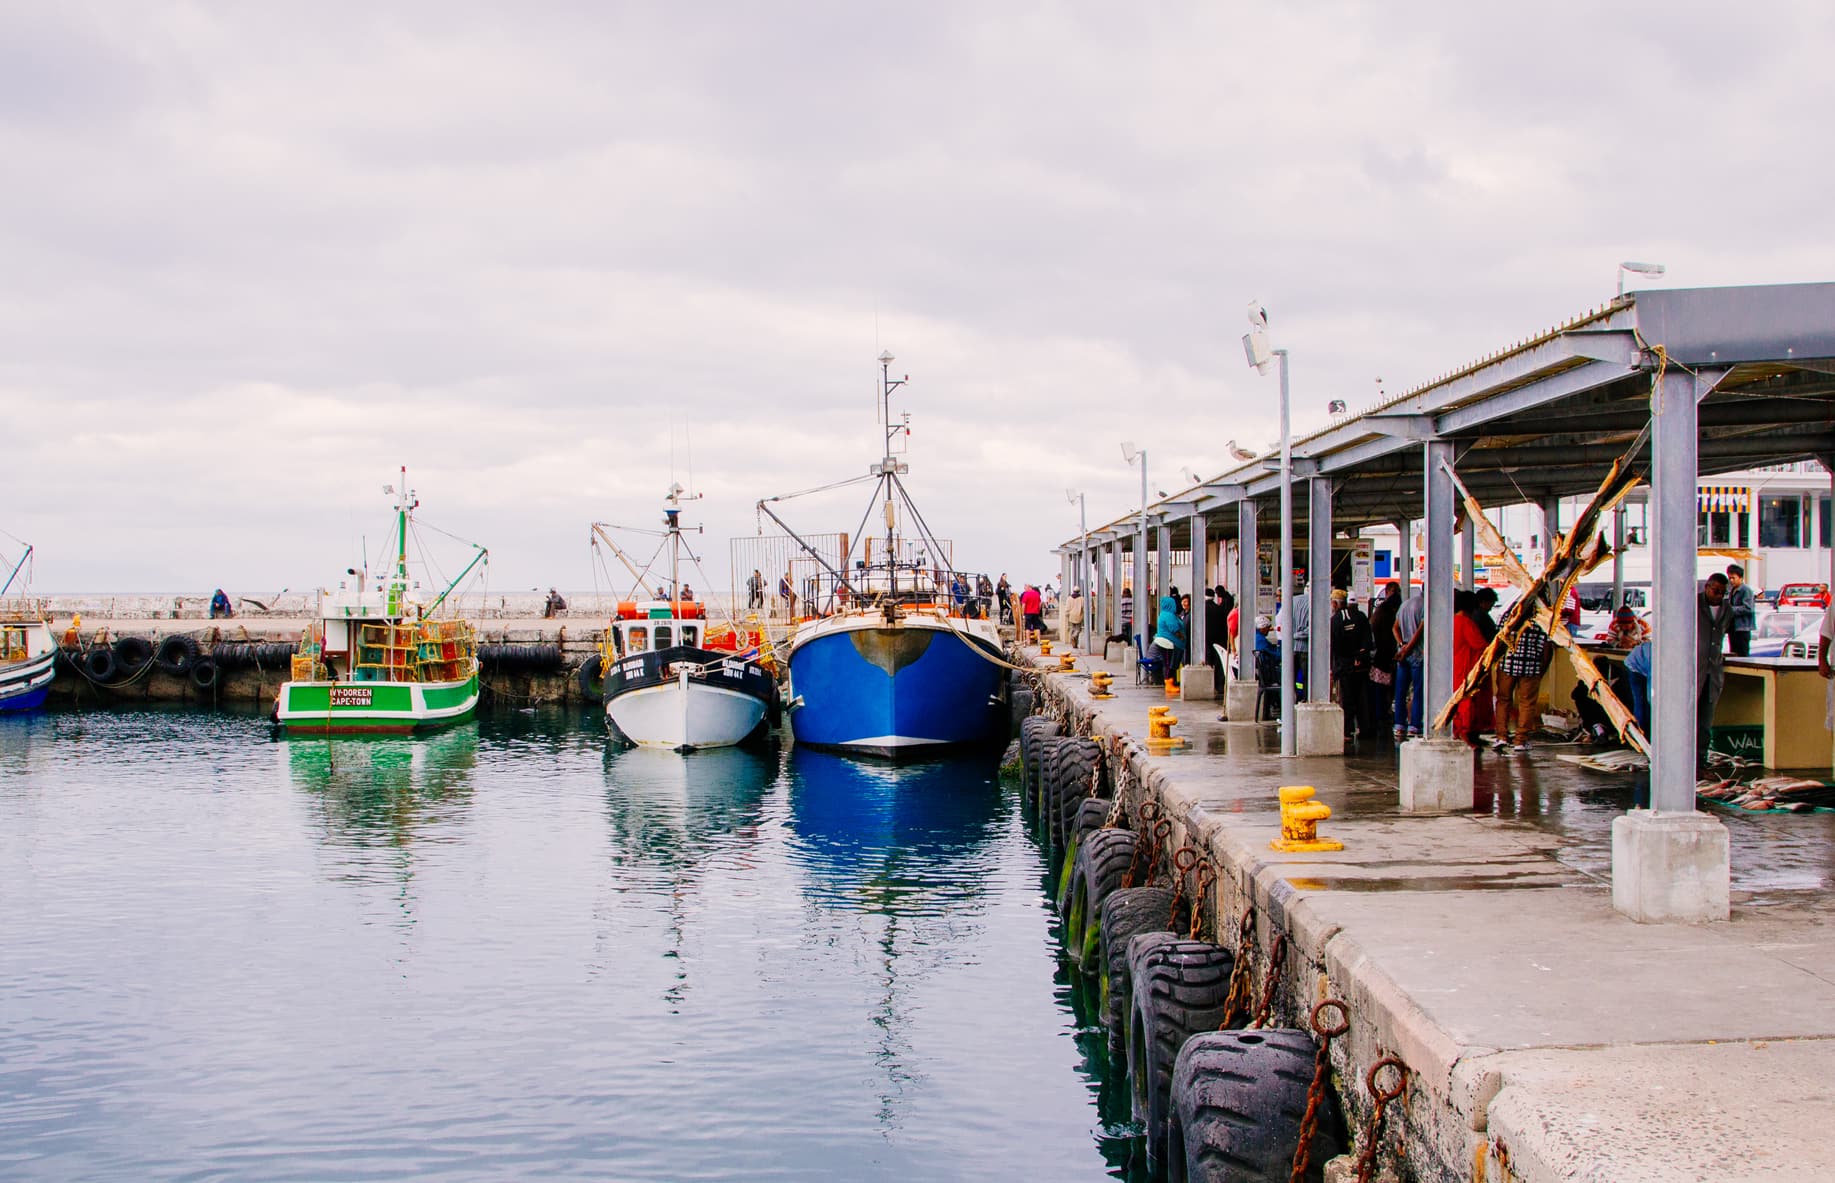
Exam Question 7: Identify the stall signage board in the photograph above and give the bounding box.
[1351,539,1374,602]
[1256,541,1276,615]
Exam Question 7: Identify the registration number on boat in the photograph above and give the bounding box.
[330,687,373,707]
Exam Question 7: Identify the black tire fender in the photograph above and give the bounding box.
[576,653,605,701]
[1167,1028,1345,1183]
[1067,827,1138,970]
[154,634,199,675]
[189,658,219,691]
[82,646,118,683]
[1097,886,1178,1055]
[113,635,154,670]
[1128,939,1238,1172]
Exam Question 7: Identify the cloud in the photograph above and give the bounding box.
[2,2,1833,594]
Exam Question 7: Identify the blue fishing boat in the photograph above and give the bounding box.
[0,540,56,714]
[762,353,1008,759]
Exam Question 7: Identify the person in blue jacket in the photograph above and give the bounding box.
[1152,594,1187,682]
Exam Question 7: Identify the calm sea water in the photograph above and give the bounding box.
[0,707,1136,1182]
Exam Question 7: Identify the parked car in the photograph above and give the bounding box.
[1782,616,1828,660]
[1749,608,1824,657]
[1756,587,1781,608]
[1776,582,1830,608]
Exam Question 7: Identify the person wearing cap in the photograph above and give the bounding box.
[1604,605,1650,649]
[1063,587,1085,646]
[1329,587,1373,740]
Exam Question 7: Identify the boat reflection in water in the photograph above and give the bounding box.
[283,723,480,854]
[600,742,778,869]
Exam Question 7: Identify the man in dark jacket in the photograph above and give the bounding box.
[1330,588,1373,739]
[1697,573,1735,771]
[1204,588,1230,679]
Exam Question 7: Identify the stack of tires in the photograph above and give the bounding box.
[1023,704,1347,1181]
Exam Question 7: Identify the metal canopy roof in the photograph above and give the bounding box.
[1075,283,1835,552]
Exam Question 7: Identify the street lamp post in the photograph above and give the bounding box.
[1066,488,1088,647]
[1122,442,1148,641]
[1243,304,1295,756]
[1617,260,1666,298]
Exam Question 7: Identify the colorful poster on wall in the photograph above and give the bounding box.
[1256,540,1276,615]
[1352,538,1374,603]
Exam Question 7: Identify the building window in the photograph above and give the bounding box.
[1759,495,1803,548]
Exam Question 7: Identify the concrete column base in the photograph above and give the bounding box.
[1179,665,1215,701]
[1224,681,1261,722]
[1295,702,1344,755]
[1398,738,1475,811]
[1611,811,1731,923]
[1104,641,1130,664]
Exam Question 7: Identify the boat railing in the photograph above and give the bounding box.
[793,566,997,622]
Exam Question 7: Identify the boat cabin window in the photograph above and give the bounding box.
[653,625,673,649]
[681,625,697,647]
[627,626,648,652]
[1,626,24,662]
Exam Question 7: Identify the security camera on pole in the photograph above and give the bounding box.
[1242,303,1296,757]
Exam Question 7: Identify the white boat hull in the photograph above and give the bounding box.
[605,674,768,751]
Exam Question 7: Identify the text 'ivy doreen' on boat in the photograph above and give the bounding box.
[756,352,1007,760]
[586,485,777,751]
[0,535,56,714]
[274,470,487,735]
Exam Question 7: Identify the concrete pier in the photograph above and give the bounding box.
[1024,641,1835,1183]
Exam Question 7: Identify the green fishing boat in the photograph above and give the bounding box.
[276,470,487,735]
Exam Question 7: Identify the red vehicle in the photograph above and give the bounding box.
[1775,582,1831,608]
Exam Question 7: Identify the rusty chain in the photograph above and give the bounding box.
[1101,734,1132,828]
[1143,819,1173,888]
[1289,999,1351,1183]
[1120,799,1160,888]
[1353,1056,1409,1183]
[1186,856,1217,941]
[1249,931,1287,1029]
[1167,846,1201,929]
[1220,908,1257,1029]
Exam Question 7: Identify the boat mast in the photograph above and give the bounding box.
[395,466,413,585]
[666,483,683,608]
[878,351,907,597]
[0,542,31,597]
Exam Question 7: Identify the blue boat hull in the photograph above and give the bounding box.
[788,622,1004,758]
[0,652,55,714]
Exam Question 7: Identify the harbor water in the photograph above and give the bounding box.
[0,708,1135,1181]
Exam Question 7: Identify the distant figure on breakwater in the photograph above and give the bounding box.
[747,569,764,610]
[543,588,568,618]
[209,589,233,619]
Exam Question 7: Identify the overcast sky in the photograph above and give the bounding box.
[5,2,1833,596]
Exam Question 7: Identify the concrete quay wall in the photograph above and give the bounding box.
[44,616,608,710]
[1028,646,1835,1183]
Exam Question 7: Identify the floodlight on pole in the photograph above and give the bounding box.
[1244,298,1295,756]
[1122,442,1148,627]
[1067,488,1089,631]
[1616,261,1666,298]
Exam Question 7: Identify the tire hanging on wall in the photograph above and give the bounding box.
[1127,939,1238,1173]
[1166,1029,1345,1183]
[1097,887,1179,1056]
[82,646,118,683]
[189,658,219,691]
[113,635,154,670]
[1056,797,1112,922]
[1019,715,1063,810]
[1066,827,1138,970]
[576,653,605,702]
[154,634,200,676]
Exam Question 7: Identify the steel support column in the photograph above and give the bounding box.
[1157,520,1172,609]
[1650,370,1700,813]
[1112,541,1125,640]
[1395,519,1411,594]
[1308,477,1333,700]
[1238,500,1258,675]
[1460,521,1476,591]
[1189,512,1208,665]
[1423,442,1456,736]
[1612,507,1627,611]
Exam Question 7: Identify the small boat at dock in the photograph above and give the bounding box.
[275,471,486,735]
[0,540,56,714]
[594,488,777,751]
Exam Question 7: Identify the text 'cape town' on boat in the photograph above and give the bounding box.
[761,352,1008,760]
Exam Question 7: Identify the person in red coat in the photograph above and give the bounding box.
[1452,590,1494,744]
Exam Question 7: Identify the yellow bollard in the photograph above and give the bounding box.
[1148,705,1178,740]
[1090,670,1114,698]
[1270,785,1343,853]
[1040,638,1053,656]
[1058,652,1077,671]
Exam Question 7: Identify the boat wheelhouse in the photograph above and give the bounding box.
[0,541,55,714]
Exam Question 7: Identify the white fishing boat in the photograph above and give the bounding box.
[593,487,777,751]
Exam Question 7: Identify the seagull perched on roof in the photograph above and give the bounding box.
[1225,439,1257,462]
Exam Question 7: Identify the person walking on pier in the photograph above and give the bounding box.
[1726,564,1756,657]
[1330,588,1372,739]
[1697,573,1735,773]
[1020,583,1043,641]
[1063,587,1084,645]
[1392,586,1425,738]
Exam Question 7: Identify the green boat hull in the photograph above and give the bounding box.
[277,673,479,735]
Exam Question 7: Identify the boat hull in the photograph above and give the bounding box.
[787,617,1004,758]
[602,647,775,751]
[0,650,55,714]
[276,673,479,735]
